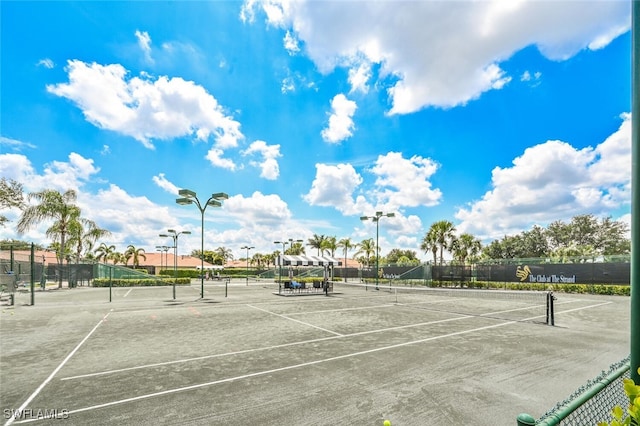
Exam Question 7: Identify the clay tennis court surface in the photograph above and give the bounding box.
[0,280,630,425]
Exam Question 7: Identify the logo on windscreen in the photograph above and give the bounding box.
[515,265,531,282]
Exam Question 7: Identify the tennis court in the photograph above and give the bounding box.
[0,280,630,425]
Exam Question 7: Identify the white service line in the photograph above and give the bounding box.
[4,310,112,426]
[59,313,473,381]
[28,320,522,420]
[247,304,344,336]
[123,289,132,298]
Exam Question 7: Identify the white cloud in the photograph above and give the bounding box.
[348,61,371,94]
[242,140,281,180]
[36,58,54,69]
[47,60,244,150]
[152,173,180,194]
[0,152,99,194]
[243,0,630,113]
[284,30,300,54]
[455,113,631,240]
[303,163,364,214]
[206,148,238,171]
[321,94,357,143]
[225,191,292,226]
[135,30,154,64]
[0,136,36,151]
[370,152,442,209]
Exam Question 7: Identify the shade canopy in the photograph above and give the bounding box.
[280,255,342,267]
[195,265,224,270]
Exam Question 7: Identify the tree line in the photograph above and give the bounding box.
[0,180,631,283]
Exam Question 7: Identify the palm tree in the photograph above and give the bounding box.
[452,233,482,264]
[252,253,265,269]
[289,242,305,255]
[16,189,81,289]
[337,237,355,282]
[307,234,326,256]
[214,246,234,265]
[420,228,438,264]
[111,252,125,266]
[95,242,116,264]
[125,245,146,268]
[322,236,337,257]
[354,238,375,267]
[67,218,111,286]
[426,220,457,266]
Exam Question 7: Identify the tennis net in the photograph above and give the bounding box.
[333,282,555,325]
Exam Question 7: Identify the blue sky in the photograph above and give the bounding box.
[0,1,632,261]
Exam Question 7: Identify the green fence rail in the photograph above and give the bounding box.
[517,356,631,425]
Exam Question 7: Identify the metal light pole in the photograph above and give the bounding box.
[274,239,302,293]
[360,211,395,290]
[159,230,191,300]
[155,245,169,274]
[274,240,289,294]
[241,245,254,286]
[176,189,228,299]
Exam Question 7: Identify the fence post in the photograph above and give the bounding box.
[516,413,535,426]
[631,0,640,384]
[30,243,35,306]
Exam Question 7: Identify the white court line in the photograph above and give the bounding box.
[59,313,473,381]
[284,303,397,316]
[57,299,611,382]
[554,301,612,313]
[27,320,523,420]
[123,289,132,298]
[4,310,112,426]
[247,304,344,336]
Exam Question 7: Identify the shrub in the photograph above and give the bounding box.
[598,368,640,426]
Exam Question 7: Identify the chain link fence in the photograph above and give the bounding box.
[518,356,631,425]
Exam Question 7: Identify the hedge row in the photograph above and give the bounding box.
[92,278,191,287]
[429,280,630,296]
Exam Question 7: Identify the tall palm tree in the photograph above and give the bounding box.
[94,242,116,264]
[125,245,146,268]
[337,237,355,282]
[67,218,104,258]
[322,236,337,257]
[452,233,482,264]
[427,220,457,266]
[67,218,111,286]
[288,242,305,255]
[111,252,125,266]
[307,234,326,256]
[420,228,438,264]
[354,238,375,267]
[17,189,80,289]
[214,246,234,265]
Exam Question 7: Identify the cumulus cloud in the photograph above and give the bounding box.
[47,60,244,150]
[242,140,281,180]
[455,113,631,240]
[242,0,630,113]
[0,152,99,194]
[224,191,292,226]
[370,152,442,209]
[206,148,238,171]
[303,163,364,214]
[321,94,357,143]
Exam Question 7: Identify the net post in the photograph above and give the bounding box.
[545,292,555,326]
